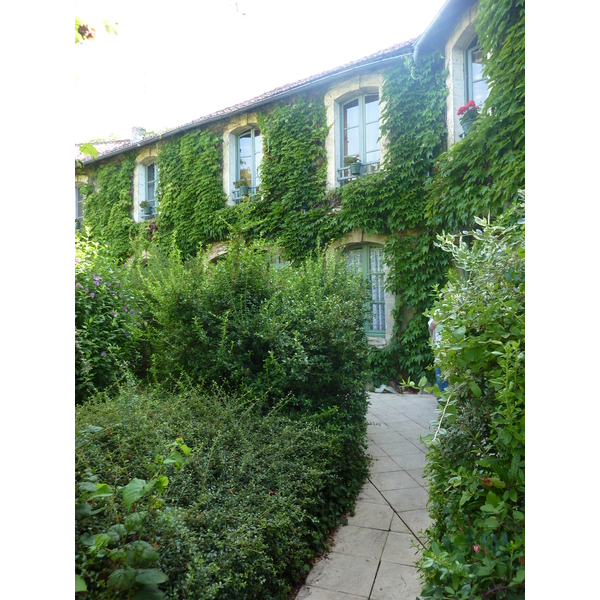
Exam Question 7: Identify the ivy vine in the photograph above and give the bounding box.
[425,0,525,230]
[79,156,137,260]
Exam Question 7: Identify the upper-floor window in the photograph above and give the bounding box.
[346,244,386,336]
[75,186,84,229]
[233,128,262,202]
[338,94,381,185]
[140,162,158,220]
[466,38,489,109]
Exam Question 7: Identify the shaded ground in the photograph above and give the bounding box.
[296,391,438,600]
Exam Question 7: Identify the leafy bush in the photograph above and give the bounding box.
[76,383,370,598]
[135,238,370,421]
[418,200,525,599]
[75,236,141,404]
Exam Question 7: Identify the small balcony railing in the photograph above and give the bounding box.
[231,186,259,204]
[337,161,380,186]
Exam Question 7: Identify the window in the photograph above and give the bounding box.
[75,186,84,229]
[466,38,489,109]
[338,94,381,185]
[233,128,262,202]
[139,162,158,220]
[346,244,386,335]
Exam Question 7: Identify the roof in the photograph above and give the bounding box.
[76,38,416,166]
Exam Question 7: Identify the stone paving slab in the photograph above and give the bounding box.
[296,392,438,600]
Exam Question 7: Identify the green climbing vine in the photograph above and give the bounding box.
[425,0,525,230]
[337,52,450,382]
[155,129,228,258]
[252,95,337,261]
[79,156,137,260]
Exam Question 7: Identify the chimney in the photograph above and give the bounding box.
[131,126,145,143]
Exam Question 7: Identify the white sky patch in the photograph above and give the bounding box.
[75,0,446,142]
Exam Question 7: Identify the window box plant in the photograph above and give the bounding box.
[344,155,362,176]
[233,180,250,197]
[457,100,479,135]
[139,200,152,214]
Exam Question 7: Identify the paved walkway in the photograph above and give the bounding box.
[296,391,438,600]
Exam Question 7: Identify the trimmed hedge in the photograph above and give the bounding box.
[76,384,370,598]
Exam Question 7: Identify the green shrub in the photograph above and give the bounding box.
[135,238,370,422]
[418,200,525,599]
[75,236,142,404]
[76,384,370,598]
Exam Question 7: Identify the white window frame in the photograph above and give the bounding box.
[233,128,262,203]
[75,185,84,228]
[337,93,381,185]
[138,161,158,220]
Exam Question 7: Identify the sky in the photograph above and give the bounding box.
[74,0,447,142]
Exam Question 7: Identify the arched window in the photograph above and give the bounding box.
[346,244,386,335]
[233,128,262,202]
[339,93,380,185]
[466,37,489,109]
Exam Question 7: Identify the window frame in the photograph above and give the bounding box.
[139,161,158,220]
[338,93,381,185]
[237,128,262,188]
[465,36,489,109]
[346,244,386,337]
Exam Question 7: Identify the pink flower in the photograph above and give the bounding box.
[473,545,480,553]
[90,292,95,298]
[75,258,80,264]
[94,280,100,286]
[101,351,106,357]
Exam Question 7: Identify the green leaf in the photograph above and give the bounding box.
[79,143,99,159]
[163,450,184,468]
[108,567,136,590]
[125,541,160,567]
[131,585,166,600]
[483,517,499,528]
[75,574,87,593]
[468,381,482,397]
[123,478,154,511]
[75,503,92,518]
[490,477,506,489]
[125,511,147,532]
[513,568,525,583]
[418,376,428,388]
[90,483,113,498]
[135,569,168,585]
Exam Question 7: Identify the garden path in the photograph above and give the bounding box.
[296,391,438,600]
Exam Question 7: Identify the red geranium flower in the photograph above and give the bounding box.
[457,100,477,116]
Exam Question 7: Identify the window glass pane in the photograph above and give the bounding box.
[344,99,359,128]
[346,249,362,275]
[471,49,484,81]
[369,246,383,273]
[366,150,380,165]
[239,133,251,158]
[371,303,386,331]
[147,163,155,183]
[344,127,359,158]
[365,122,380,154]
[147,182,155,202]
[77,188,83,218]
[365,95,379,123]
[473,80,489,108]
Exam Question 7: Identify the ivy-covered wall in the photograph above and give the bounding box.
[76,0,525,383]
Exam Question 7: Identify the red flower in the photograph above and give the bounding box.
[457,100,477,116]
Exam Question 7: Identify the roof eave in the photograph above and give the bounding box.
[79,45,414,166]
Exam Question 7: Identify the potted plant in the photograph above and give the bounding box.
[344,155,363,176]
[233,180,250,197]
[139,200,152,215]
[457,100,479,135]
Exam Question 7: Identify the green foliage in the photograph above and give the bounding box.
[419,201,525,599]
[155,129,228,258]
[425,0,525,230]
[80,156,137,259]
[75,235,142,404]
[76,383,370,598]
[253,95,336,261]
[133,238,370,420]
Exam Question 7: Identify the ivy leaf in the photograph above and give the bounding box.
[123,478,154,511]
[163,450,184,468]
[75,574,87,593]
[108,567,136,590]
[79,143,99,159]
